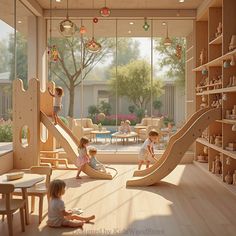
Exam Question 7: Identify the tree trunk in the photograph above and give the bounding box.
[68,84,75,117]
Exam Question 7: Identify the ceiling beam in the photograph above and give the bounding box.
[20,0,43,16]
[43,9,196,19]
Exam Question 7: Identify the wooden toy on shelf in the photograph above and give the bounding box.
[225,105,236,120]
[225,142,236,151]
[197,146,208,163]
[215,22,222,38]
[214,155,222,174]
[214,135,222,147]
[233,170,236,185]
[199,48,207,65]
[225,171,233,184]
[229,35,236,51]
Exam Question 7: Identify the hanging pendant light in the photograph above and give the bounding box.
[85,19,102,53]
[59,0,76,37]
[164,22,172,46]
[79,20,86,35]
[100,0,111,17]
[48,0,59,62]
[143,17,150,31]
[86,0,102,53]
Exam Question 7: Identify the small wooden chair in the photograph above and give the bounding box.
[13,166,52,224]
[0,184,25,236]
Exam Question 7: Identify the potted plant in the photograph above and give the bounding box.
[98,123,102,131]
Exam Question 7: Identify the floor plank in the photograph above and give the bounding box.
[1,164,236,236]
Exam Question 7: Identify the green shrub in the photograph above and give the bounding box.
[0,120,13,142]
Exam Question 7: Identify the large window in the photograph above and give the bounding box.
[0,0,36,142]
[47,18,191,152]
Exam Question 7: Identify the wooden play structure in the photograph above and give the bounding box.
[13,78,115,180]
[126,107,222,186]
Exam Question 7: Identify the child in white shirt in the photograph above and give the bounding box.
[138,130,159,170]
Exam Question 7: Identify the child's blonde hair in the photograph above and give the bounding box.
[79,136,89,149]
[148,130,159,137]
[125,120,131,125]
[89,146,97,156]
[49,179,66,199]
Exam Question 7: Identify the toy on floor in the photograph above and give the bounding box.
[47,179,95,228]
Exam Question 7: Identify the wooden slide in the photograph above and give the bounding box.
[133,107,212,177]
[41,111,114,180]
[126,107,221,187]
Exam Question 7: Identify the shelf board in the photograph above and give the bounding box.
[193,48,236,72]
[196,138,236,160]
[209,35,223,45]
[223,149,236,160]
[197,138,223,152]
[194,161,236,196]
[195,86,236,95]
[217,119,236,125]
[222,86,236,93]
[208,88,223,94]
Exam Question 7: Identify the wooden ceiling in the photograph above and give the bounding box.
[37,0,205,10]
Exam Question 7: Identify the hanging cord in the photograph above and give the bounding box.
[151,19,153,123]
[104,165,118,178]
[66,0,69,18]
[49,0,52,81]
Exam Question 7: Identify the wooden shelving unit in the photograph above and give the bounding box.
[194,0,236,187]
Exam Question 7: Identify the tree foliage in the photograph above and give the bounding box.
[111,38,140,66]
[49,36,115,117]
[0,40,10,73]
[155,37,186,86]
[8,33,27,86]
[110,60,163,110]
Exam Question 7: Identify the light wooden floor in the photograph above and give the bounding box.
[1,164,236,236]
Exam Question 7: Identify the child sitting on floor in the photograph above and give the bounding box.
[138,130,159,170]
[47,179,95,228]
[88,147,107,173]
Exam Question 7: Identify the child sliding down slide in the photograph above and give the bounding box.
[88,147,107,173]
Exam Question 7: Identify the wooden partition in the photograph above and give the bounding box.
[13,79,40,168]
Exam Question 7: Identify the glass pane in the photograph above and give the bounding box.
[0,0,14,142]
[16,0,36,87]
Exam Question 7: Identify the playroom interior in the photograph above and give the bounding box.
[0,0,236,235]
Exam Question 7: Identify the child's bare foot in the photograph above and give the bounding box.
[84,215,95,223]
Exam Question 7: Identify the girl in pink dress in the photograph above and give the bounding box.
[76,137,90,179]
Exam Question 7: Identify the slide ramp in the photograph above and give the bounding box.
[133,107,211,177]
[126,108,221,187]
[41,112,114,180]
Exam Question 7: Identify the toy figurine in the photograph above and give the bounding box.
[214,155,222,174]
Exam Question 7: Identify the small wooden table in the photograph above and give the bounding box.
[111,131,138,145]
[91,130,111,143]
[0,173,45,225]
